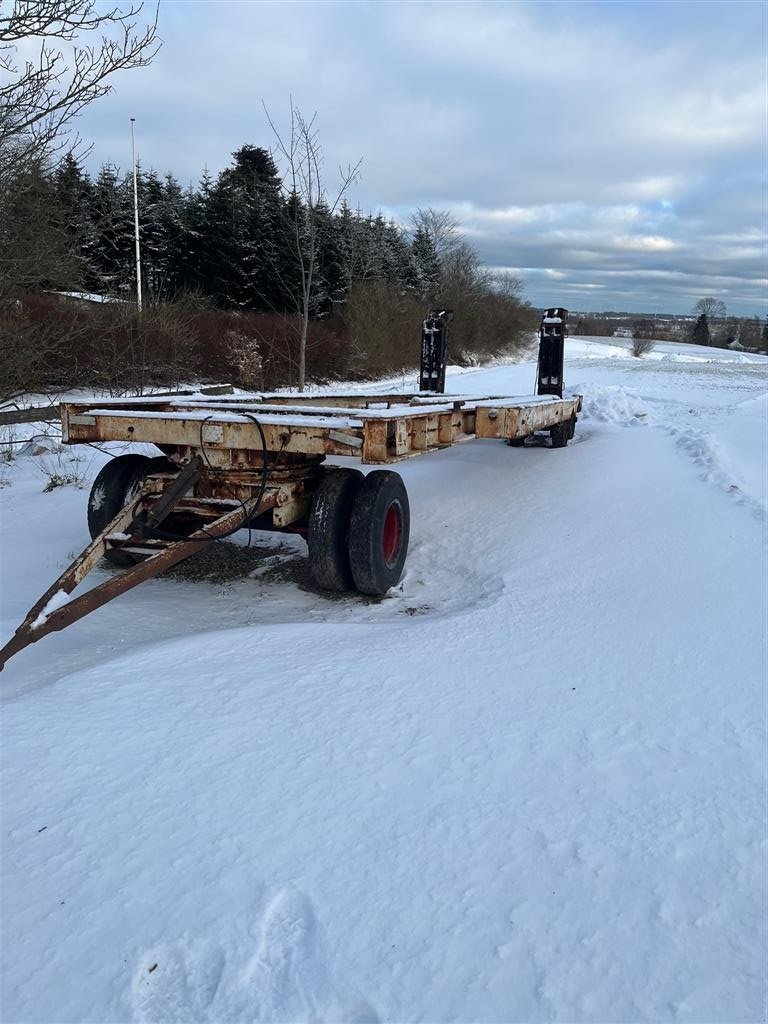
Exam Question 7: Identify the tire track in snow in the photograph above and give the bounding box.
[574,382,766,519]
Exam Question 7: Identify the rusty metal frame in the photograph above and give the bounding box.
[0,485,274,671]
[0,388,584,671]
[60,393,583,465]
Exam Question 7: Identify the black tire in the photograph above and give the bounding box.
[87,454,172,564]
[508,436,529,448]
[307,468,364,592]
[568,415,577,440]
[550,421,570,449]
[348,471,410,596]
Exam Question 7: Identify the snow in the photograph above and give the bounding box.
[1,338,766,1023]
[85,407,368,430]
[89,482,106,512]
[76,395,567,422]
[51,290,123,304]
[29,588,70,630]
[573,383,651,425]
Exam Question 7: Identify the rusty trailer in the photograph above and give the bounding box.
[0,382,581,670]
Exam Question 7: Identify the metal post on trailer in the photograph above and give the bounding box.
[419,309,453,393]
[537,306,568,398]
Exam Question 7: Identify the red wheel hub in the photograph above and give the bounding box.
[382,501,403,566]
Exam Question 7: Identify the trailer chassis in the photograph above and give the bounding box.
[0,308,580,670]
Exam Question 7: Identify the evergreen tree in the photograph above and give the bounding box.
[691,313,711,347]
[53,152,95,288]
[195,165,247,306]
[175,170,213,296]
[194,145,288,310]
[311,200,345,313]
[152,173,187,300]
[2,159,77,290]
[135,168,167,300]
[385,220,412,287]
[407,226,440,298]
[89,163,134,295]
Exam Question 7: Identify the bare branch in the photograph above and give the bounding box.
[0,0,160,194]
[263,100,360,390]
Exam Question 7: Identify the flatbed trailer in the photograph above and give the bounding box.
[0,309,580,670]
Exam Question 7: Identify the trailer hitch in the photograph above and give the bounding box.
[0,477,274,672]
[133,456,202,535]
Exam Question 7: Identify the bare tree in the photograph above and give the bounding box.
[265,100,360,391]
[409,207,461,260]
[696,296,729,344]
[492,269,525,300]
[0,1,160,195]
[0,2,160,401]
[693,296,726,319]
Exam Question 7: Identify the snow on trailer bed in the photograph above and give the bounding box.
[61,391,582,463]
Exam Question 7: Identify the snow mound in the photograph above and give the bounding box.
[566,337,633,359]
[569,384,651,426]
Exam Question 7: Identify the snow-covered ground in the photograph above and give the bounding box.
[1,338,766,1023]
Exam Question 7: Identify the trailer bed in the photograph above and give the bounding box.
[62,391,582,463]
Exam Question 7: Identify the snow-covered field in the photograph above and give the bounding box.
[1,338,766,1023]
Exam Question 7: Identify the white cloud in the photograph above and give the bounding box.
[69,0,767,314]
[615,236,680,253]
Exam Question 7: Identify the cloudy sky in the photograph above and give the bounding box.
[77,0,767,315]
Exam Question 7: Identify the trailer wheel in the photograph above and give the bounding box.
[307,468,364,591]
[550,421,571,449]
[348,471,410,596]
[87,454,172,564]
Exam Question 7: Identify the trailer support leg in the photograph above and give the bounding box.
[537,307,568,399]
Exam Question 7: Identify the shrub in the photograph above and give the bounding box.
[631,336,655,357]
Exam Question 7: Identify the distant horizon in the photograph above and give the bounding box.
[535,306,767,320]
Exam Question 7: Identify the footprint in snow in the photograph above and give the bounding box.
[132,887,378,1023]
[134,938,224,1023]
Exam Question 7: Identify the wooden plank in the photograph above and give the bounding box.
[362,419,389,463]
[412,413,439,450]
[437,412,454,444]
[474,397,580,439]
[0,405,60,426]
[394,418,410,457]
[60,393,583,464]
[63,411,365,459]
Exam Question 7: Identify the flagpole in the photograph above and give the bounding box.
[130,117,142,312]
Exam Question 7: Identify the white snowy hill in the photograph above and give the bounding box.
[1,337,766,1022]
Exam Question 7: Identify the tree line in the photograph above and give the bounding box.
[17,145,444,311]
[575,302,767,352]
[0,143,535,401]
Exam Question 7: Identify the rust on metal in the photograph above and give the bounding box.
[60,393,583,464]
